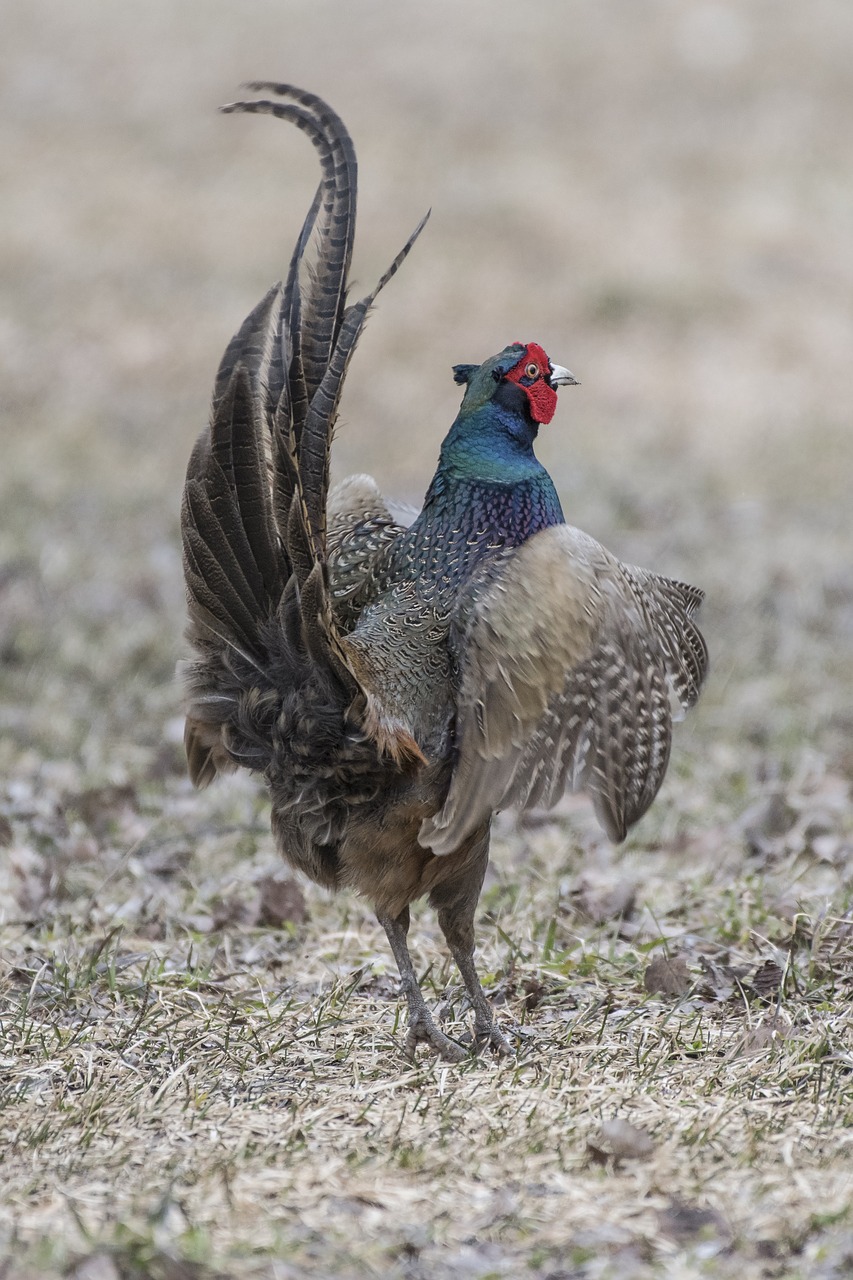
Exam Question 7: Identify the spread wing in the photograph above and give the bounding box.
[420,524,707,853]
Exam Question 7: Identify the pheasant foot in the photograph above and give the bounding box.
[471,1017,514,1057]
[441,924,516,1057]
[404,1011,467,1063]
[379,907,468,1063]
[379,904,513,1062]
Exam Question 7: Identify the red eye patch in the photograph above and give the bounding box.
[505,342,558,425]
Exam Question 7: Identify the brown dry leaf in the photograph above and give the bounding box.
[588,1118,655,1166]
[698,956,750,1003]
[212,891,261,929]
[66,783,138,839]
[573,878,636,924]
[0,813,13,847]
[733,1014,791,1058]
[748,790,796,837]
[813,916,853,979]
[356,972,401,1001]
[658,1199,731,1245]
[750,959,784,1001]
[740,790,795,861]
[256,873,308,928]
[644,952,691,997]
[521,975,548,1011]
[8,845,51,916]
[327,1192,386,1216]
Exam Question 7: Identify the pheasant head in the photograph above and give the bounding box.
[452,342,578,427]
[438,342,579,488]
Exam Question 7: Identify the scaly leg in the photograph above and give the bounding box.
[377,906,467,1063]
[430,829,513,1056]
[434,901,513,1056]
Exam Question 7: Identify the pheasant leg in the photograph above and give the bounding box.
[435,903,513,1056]
[378,907,467,1063]
[430,832,513,1056]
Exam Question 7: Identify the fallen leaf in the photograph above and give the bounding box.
[733,1014,791,1057]
[644,953,691,997]
[9,844,50,915]
[66,783,138,839]
[521,976,548,1011]
[813,916,853,978]
[212,892,261,928]
[257,873,308,927]
[750,959,784,1001]
[356,972,400,1001]
[573,878,636,924]
[327,1192,386,1215]
[588,1118,655,1166]
[740,790,795,860]
[698,956,750,1003]
[658,1198,730,1244]
[755,791,796,836]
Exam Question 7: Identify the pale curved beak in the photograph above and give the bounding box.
[549,364,579,387]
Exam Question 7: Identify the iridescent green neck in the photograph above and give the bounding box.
[421,397,565,544]
[438,400,548,485]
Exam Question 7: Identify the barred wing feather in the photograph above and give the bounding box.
[420,525,708,853]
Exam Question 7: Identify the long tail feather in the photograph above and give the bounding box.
[299,209,431,553]
[241,83,358,408]
[183,84,427,789]
[220,93,353,448]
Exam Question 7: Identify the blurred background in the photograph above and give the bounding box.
[3,11,852,1267]
[1,0,851,804]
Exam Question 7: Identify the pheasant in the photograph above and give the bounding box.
[181,84,708,1062]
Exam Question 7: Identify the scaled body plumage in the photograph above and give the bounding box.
[181,85,708,1060]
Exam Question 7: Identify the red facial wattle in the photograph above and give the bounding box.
[505,342,558,425]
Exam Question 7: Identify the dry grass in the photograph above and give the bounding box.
[2,2,853,1276]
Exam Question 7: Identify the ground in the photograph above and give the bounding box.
[2,2,853,1277]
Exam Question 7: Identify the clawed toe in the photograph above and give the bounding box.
[402,1012,515,1063]
[380,907,518,1065]
[404,1016,467,1063]
[473,1021,514,1057]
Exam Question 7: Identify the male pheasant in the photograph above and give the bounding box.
[181,84,708,1061]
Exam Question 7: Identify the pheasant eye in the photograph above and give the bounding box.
[525,362,539,379]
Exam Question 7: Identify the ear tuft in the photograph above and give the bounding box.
[452,363,479,386]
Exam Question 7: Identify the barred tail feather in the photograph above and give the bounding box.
[182,84,427,788]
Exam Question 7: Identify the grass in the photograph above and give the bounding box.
[2,754,852,1277]
[3,2,853,1275]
